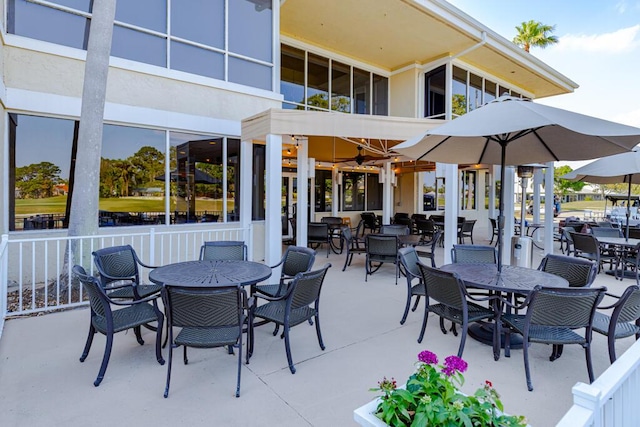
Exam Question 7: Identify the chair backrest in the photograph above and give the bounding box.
[308,222,329,242]
[366,234,398,257]
[352,219,365,237]
[451,244,497,264]
[320,216,342,226]
[361,212,377,228]
[398,247,421,279]
[92,245,140,287]
[411,213,427,221]
[461,220,476,233]
[526,286,605,329]
[537,254,597,287]
[596,221,613,228]
[380,224,409,235]
[570,232,600,254]
[490,218,498,230]
[591,227,623,238]
[163,285,244,330]
[394,212,410,220]
[199,241,247,261]
[429,214,445,223]
[287,264,331,310]
[393,217,413,228]
[73,265,109,318]
[280,246,316,279]
[612,285,640,324]
[415,218,435,235]
[417,262,465,309]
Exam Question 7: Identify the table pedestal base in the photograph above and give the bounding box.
[605,269,637,280]
[468,322,523,350]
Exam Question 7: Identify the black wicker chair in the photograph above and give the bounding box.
[398,247,425,325]
[593,285,640,363]
[500,286,606,391]
[360,212,380,236]
[538,254,598,288]
[451,244,497,264]
[341,225,366,271]
[250,264,332,374]
[92,245,162,300]
[308,222,330,258]
[199,241,247,261]
[457,220,477,244]
[365,234,400,284]
[591,227,623,239]
[380,224,410,236]
[416,262,497,356]
[415,218,436,242]
[489,218,500,247]
[72,265,164,387]
[162,284,248,397]
[613,242,640,281]
[253,246,316,298]
[571,232,618,273]
[415,230,442,268]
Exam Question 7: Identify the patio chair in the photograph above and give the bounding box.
[199,241,247,261]
[451,244,497,264]
[538,254,598,288]
[416,262,498,356]
[162,284,248,397]
[592,285,640,363]
[380,224,410,236]
[415,230,442,268]
[341,225,366,271]
[570,232,618,273]
[489,218,500,246]
[365,234,400,284]
[250,264,332,374]
[360,212,380,236]
[393,216,413,231]
[72,265,164,387]
[92,245,162,300]
[308,222,330,258]
[591,227,623,239]
[253,246,316,298]
[283,217,297,245]
[457,219,477,244]
[415,218,436,242]
[501,285,606,391]
[321,216,344,250]
[398,247,425,325]
[615,242,640,282]
[561,227,576,256]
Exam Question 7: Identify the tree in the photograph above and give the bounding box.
[554,165,585,195]
[15,162,61,198]
[513,20,559,53]
[66,0,116,266]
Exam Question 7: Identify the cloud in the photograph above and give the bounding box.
[553,24,640,53]
[615,0,640,13]
[614,108,640,128]
[615,1,627,13]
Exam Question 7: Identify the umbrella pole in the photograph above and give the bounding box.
[497,141,507,272]
[626,175,632,241]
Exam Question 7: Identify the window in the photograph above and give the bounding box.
[8,0,274,91]
[484,80,497,105]
[9,113,240,231]
[460,171,476,210]
[341,172,381,211]
[372,74,388,116]
[331,61,351,113]
[281,45,306,109]
[366,174,382,210]
[314,170,333,212]
[424,66,445,119]
[353,68,370,115]
[468,73,483,111]
[452,66,467,117]
[307,53,329,111]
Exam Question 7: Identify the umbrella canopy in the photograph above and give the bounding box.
[394,96,640,269]
[155,169,220,185]
[562,150,640,240]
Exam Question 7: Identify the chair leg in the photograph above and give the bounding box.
[418,308,429,343]
[80,324,96,362]
[235,338,242,398]
[457,323,467,358]
[94,332,114,387]
[439,317,447,335]
[183,345,189,365]
[342,252,351,271]
[400,296,412,325]
[283,321,296,374]
[608,336,618,363]
[272,324,280,336]
[549,344,563,361]
[315,314,325,350]
[155,312,165,365]
[411,296,421,312]
[524,339,533,391]
[164,341,173,398]
[504,327,511,358]
[585,344,595,383]
[134,325,144,345]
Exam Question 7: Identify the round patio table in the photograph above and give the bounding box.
[439,263,569,358]
[149,259,272,288]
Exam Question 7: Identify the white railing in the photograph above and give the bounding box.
[557,338,640,426]
[1,226,249,321]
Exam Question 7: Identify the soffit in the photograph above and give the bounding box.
[280,0,576,98]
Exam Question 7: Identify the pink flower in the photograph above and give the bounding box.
[418,350,438,365]
[442,355,468,376]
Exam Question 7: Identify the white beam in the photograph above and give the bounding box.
[265,134,283,268]
[443,164,458,264]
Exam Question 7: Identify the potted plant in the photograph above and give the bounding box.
[354,350,527,427]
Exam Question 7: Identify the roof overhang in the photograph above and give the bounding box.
[280,0,577,99]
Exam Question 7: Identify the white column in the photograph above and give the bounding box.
[265,134,283,267]
[240,138,253,259]
[533,168,543,224]
[544,162,555,253]
[382,162,393,225]
[308,156,316,220]
[443,163,458,264]
[333,167,340,216]
[488,165,498,238]
[297,138,309,245]
[502,166,516,265]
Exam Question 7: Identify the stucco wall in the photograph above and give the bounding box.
[389,67,419,118]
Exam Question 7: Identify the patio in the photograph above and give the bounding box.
[0,224,634,426]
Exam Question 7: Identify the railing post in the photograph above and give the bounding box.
[149,227,156,264]
[556,382,601,426]
[0,234,10,339]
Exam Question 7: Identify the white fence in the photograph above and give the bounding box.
[0,226,249,329]
[557,338,640,426]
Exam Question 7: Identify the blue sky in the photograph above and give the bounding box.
[447,0,640,167]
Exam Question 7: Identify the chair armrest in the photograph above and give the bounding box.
[108,293,160,306]
[597,292,623,310]
[103,281,136,292]
[98,270,137,283]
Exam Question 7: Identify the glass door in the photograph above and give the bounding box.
[282,173,298,237]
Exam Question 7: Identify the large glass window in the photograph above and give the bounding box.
[8,0,274,91]
[484,80,497,105]
[314,170,333,212]
[452,66,467,117]
[460,170,476,210]
[353,68,370,115]
[9,114,240,231]
[424,66,446,119]
[281,45,306,109]
[468,73,483,111]
[307,53,329,111]
[341,172,381,211]
[366,174,382,210]
[372,74,388,116]
[331,61,351,113]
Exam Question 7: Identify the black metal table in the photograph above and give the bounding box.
[439,263,569,358]
[149,260,272,288]
[597,236,640,279]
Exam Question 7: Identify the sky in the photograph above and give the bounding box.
[446,0,640,169]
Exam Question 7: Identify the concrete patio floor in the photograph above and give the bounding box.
[0,225,635,426]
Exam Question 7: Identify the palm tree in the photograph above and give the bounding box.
[513,20,559,53]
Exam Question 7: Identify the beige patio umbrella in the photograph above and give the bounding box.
[394,96,640,270]
[562,150,640,240]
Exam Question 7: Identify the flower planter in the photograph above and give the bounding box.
[353,397,386,427]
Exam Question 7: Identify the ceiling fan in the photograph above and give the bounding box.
[336,146,389,165]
